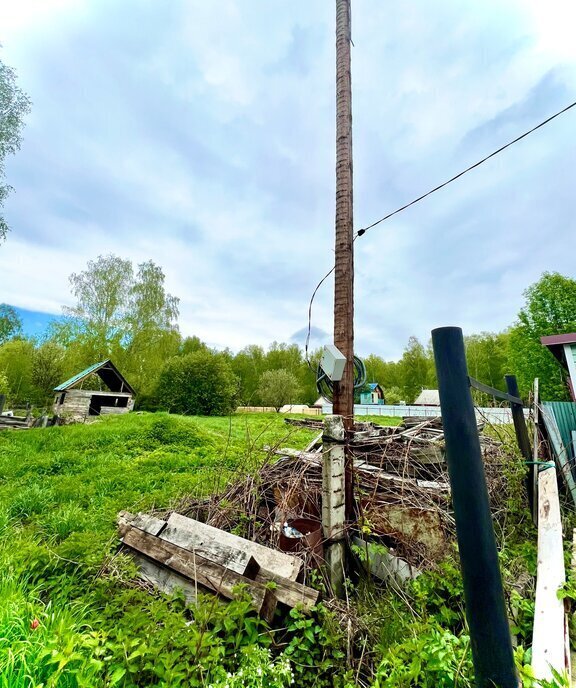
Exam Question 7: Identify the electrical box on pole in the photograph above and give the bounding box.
[320,345,347,383]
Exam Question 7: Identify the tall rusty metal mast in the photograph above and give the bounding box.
[333,0,354,431]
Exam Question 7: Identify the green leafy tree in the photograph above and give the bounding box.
[509,272,576,400]
[156,350,239,416]
[0,338,35,404]
[465,331,510,405]
[257,368,301,412]
[63,254,134,360]
[122,260,180,396]
[231,345,267,405]
[180,336,209,356]
[398,336,433,403]
[0,56,32,241]
[0,304,22,343]
[383,386,403,405]
[0,370,10,397]
[31,341,66,403]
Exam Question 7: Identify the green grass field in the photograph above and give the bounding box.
[0,412,537,687]
[0,413,326,687]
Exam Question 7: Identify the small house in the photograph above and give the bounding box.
[413,389,440,406]
[53,360,135,420]
[360,383,385,405]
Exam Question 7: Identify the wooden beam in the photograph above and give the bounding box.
[162,513,302,581]
[254,570,319,611]
[122,526,276,621]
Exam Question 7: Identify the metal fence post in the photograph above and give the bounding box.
[505,374,534,515]
[0,394,5,415]
[432,326,517,688]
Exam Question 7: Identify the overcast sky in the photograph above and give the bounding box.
[0,0,575,359]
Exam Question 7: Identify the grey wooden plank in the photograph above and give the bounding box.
[163,513,302,582]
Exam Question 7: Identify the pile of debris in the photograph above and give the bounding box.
[118,416,513,613]
[169,417,509,568]
[0,409,59,431]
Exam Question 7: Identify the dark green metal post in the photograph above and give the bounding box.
[505,374,534,514]
[432,326,517,688]
[0,394,4,415]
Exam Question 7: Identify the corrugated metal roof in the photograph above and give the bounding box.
[54,361,109,391]
[54,359,135,394]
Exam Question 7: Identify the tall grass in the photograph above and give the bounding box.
[0,412,318,686]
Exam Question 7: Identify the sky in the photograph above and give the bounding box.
[0,0,575,359]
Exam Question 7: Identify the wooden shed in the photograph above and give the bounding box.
[53,360,135,421]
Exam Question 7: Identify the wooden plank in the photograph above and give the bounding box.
[163,513,302,582]
[131,552,199,603]
[118,511,167,538]
[532,465,567,681]
[254,570,319,611]
[122,526,276,621]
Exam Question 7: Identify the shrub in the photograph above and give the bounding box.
[156,351,239,416]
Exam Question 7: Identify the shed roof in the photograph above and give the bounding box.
[54,359,135,395]
[413,389,440,406]
[541,333,576,366]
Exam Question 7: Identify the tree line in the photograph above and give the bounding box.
[1,256,574,414]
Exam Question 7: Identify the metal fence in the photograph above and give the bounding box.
[321,404,525,425]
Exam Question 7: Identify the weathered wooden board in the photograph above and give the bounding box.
[131,552,199,603]
[531,465,567,682]
[118,511,166,537]
[122,526,276,621]
[163,513,302,581]
[254,570,319,611]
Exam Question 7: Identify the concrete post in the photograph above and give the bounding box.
[322,414,346,597]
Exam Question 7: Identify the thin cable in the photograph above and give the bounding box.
[305,98,576,360]
[305,264,335,367]
[355,99,576,238]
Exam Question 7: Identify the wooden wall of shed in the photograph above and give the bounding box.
[53,390,134,419]
[53,389,91,419]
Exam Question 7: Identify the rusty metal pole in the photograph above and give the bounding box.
[334,0,355,521]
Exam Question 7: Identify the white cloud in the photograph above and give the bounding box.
[1,0,575,359]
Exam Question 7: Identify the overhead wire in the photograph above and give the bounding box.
[304,98,576,363]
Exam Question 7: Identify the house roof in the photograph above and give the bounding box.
[367,383,382,392]
[541,333,576,366]
[413,389,440,406]
[54,359,135,395]
[541,333,576,347]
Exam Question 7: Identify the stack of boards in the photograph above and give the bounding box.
[118,511,319,621]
